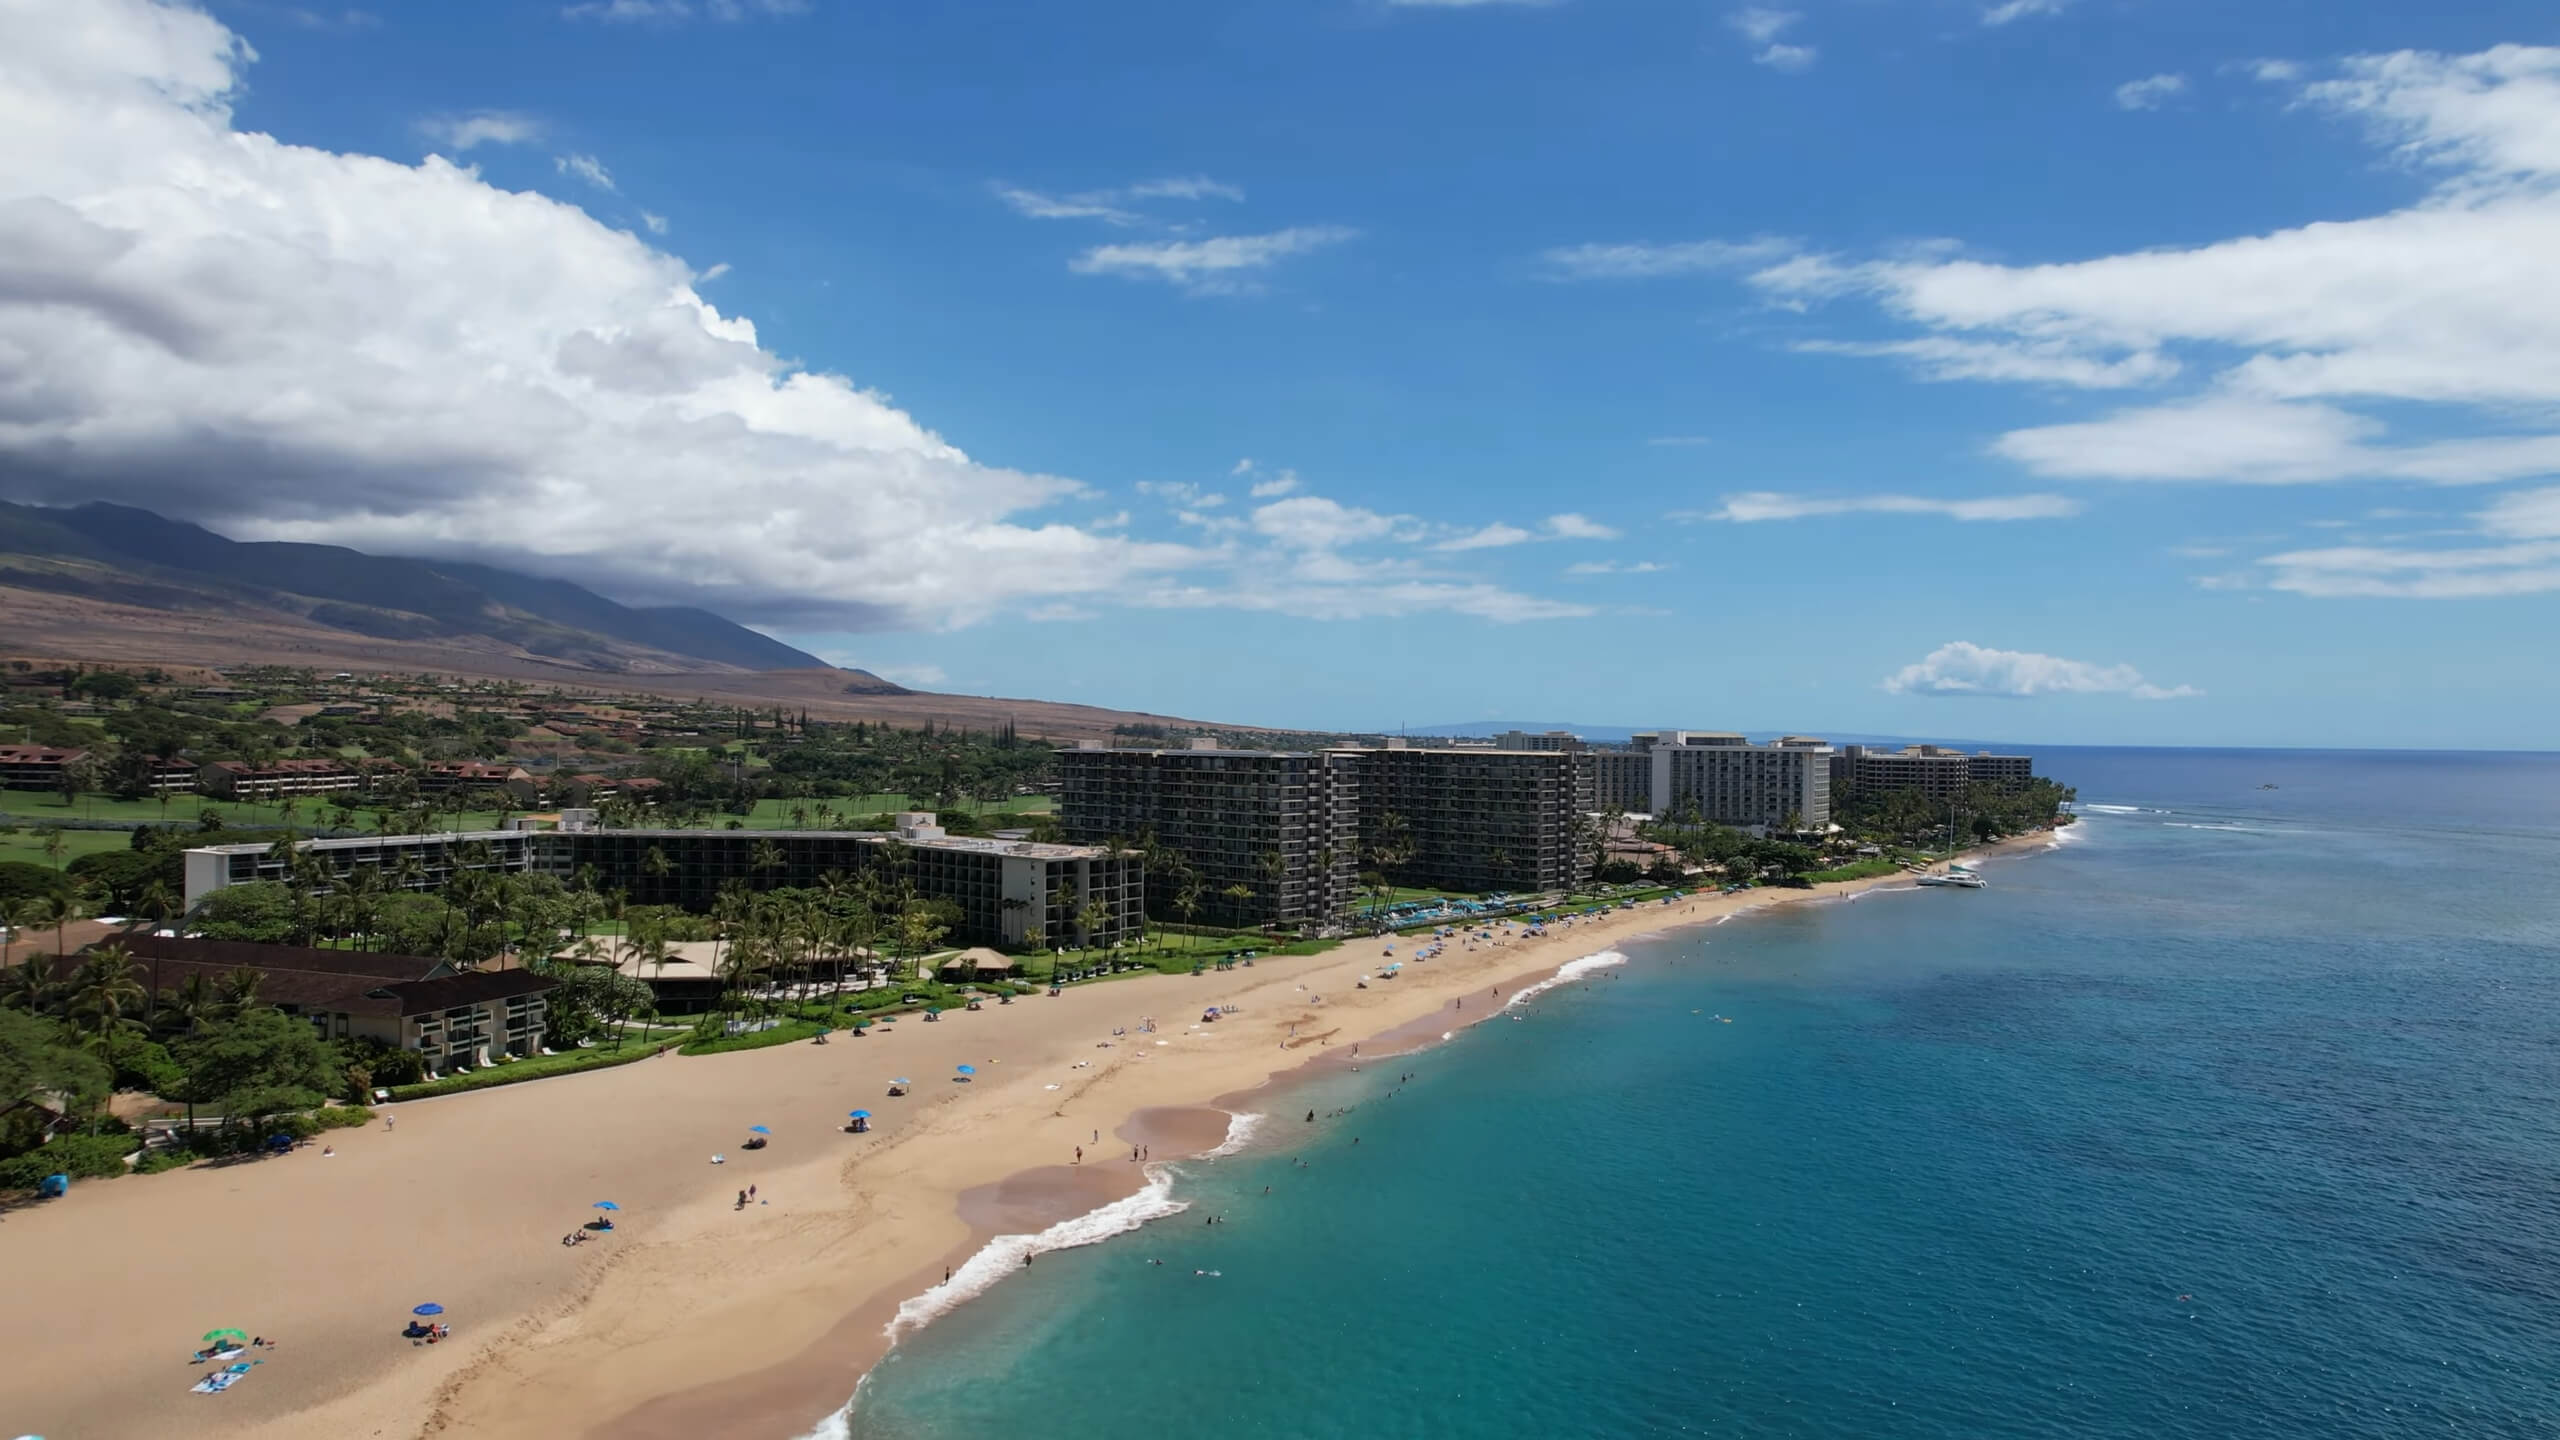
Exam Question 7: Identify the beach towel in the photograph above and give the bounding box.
[191,1368,249,1395]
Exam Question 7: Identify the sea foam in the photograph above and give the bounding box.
[882,1167,1189,1345]
[1199,1110,1265,1158]
[1504,950,1627,1011]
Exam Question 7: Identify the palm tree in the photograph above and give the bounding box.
[212,966,265,1020]
[155,973,217,1041]
[0,895,29,971]
[0,953,61,1014]
[641,844,672,900]
[39,891,77,959]
[1077,897,1110,970]
[39,826,67,871]
[749,839,787,890]
[64,946,146,1056]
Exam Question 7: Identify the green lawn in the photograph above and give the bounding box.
[0,826,134,868]
[1804,857,1903,884]
[0,794,334,829]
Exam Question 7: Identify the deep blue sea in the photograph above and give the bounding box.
[842,749,2560,1439]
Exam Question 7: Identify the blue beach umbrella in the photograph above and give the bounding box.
[892,1077,910,1085]
[412,1303,444,1317]
[748,1125,772,1135]
[848,1110,871,1119]
[593,1201,619,1211]
[955,1063,976,1076]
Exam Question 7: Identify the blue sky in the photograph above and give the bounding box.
[7,1,2559,747]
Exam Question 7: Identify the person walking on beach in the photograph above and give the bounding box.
[1075,1146,1083,1164]
[384,1112,394,1132]
[737,1190,747,1209]
[749,1184,757,1201]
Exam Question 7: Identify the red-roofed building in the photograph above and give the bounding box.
[79,936,557,1071]
[199,757,361,802]
[0,745,90,790]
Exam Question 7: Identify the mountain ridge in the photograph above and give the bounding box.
[0,500,851,678]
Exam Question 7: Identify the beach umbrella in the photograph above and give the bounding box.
[593,1201,619,1211]
[748,1125,772,1135]
[955,1063,976,1076]
[892,1077,910,1085]
[202,1328,248,1346]
[412,1304,444,1317]
[848,1110,871,1119]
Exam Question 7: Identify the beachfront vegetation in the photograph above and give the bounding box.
[382,1039,680,1102]
[1804,857,1903,884]
[1831,778,2076,850]
[0,942,407,1189]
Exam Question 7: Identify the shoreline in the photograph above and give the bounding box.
[594,832,2061,1440]
[0,835,2055,1440]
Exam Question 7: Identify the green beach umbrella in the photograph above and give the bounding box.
[202,1328,248,1346]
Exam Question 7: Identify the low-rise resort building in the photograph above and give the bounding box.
[73,936,555,1074]
[182,814,1142,951]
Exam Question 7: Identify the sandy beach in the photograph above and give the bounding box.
[0,838,2052,1440]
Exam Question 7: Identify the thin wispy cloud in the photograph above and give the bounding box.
[1435,523,1535,552]
[1126,176,1245,202]
[1726,7,1796,43]
[1726,8,1813,70]
[2247,484,2560,598]
[1070,226,1355,296]
[563,0,810,21]
[1885,642,2200,700]
[1686,492,2082,523]
[995,177,1246,227]
[555,153,616,193]
[1544,512,1618,540]
[2115,73,2187,110]
[1566,559,1668,575]
[419,111,541,152]
[1542,236,1794,280]
[1981,0,2071,25]
[1733,48,2560,494]
[641,211,670,235]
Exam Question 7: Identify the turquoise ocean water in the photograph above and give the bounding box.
[841,749,2560,1439]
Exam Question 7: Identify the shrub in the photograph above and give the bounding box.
[0,1132,141,1190]
[313,1105,373,1130]
[679,1020,822,1056]
[132,1147,196,1175]
[0,860,73,905]
[113,1039,187,1097]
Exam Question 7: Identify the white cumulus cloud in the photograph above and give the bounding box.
[0,0,1577,633]
[1735,46,2560,491]
[1885,642,2201,700]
